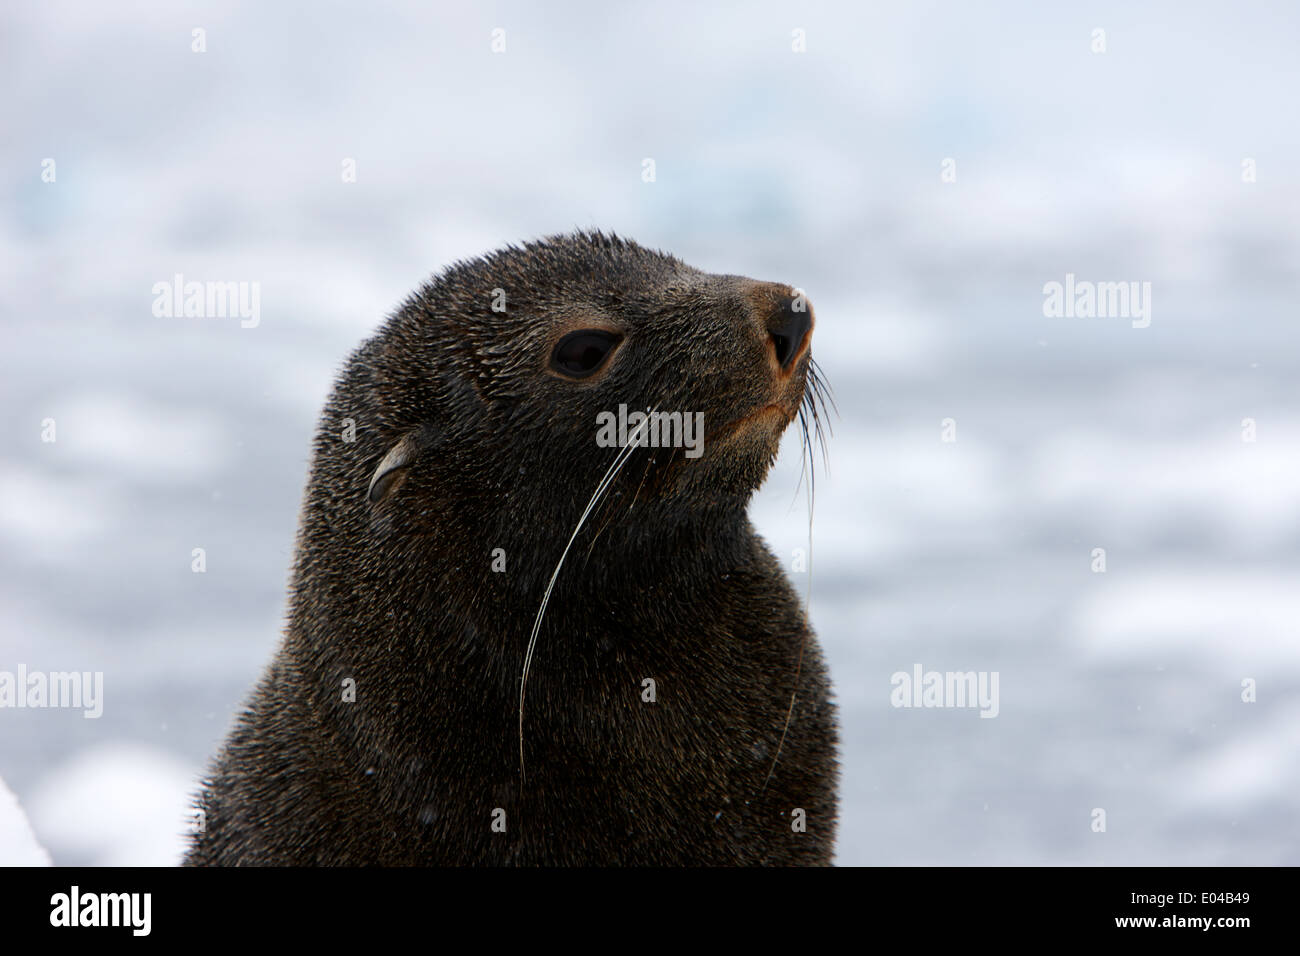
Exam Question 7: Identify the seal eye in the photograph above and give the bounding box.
[550,329,622,378]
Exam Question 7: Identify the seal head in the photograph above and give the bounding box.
[187,231,838,866]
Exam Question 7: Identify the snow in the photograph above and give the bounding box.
[26,744,195,868]
[0,774,50,866]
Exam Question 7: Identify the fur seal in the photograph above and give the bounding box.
[185,231,838,865]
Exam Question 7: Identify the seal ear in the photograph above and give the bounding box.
[368,433,420,504]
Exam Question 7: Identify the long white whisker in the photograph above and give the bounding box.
[518,409,656,782]
[760,393,820,793]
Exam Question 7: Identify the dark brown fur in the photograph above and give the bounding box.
[185,231,838,865]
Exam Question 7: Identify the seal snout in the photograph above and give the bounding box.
[766,295,813,372]
[743,282,814,377]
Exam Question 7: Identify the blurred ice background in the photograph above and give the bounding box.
[2,0,1297,865]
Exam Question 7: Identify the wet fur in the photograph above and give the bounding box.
[185,232,838,865]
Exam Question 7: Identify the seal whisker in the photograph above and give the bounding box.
[518,409,656,782]
[807,358,835,470]
[627,446,660,513]
[760,432,813,793]
[761,358,833,793]
[792,405,814,506]
[584,444,656,561]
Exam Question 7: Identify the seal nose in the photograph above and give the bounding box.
[767,296,812,371]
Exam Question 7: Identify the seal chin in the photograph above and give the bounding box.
[690,401,798,476]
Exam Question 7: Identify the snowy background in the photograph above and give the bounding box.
[2,0,1298,865]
